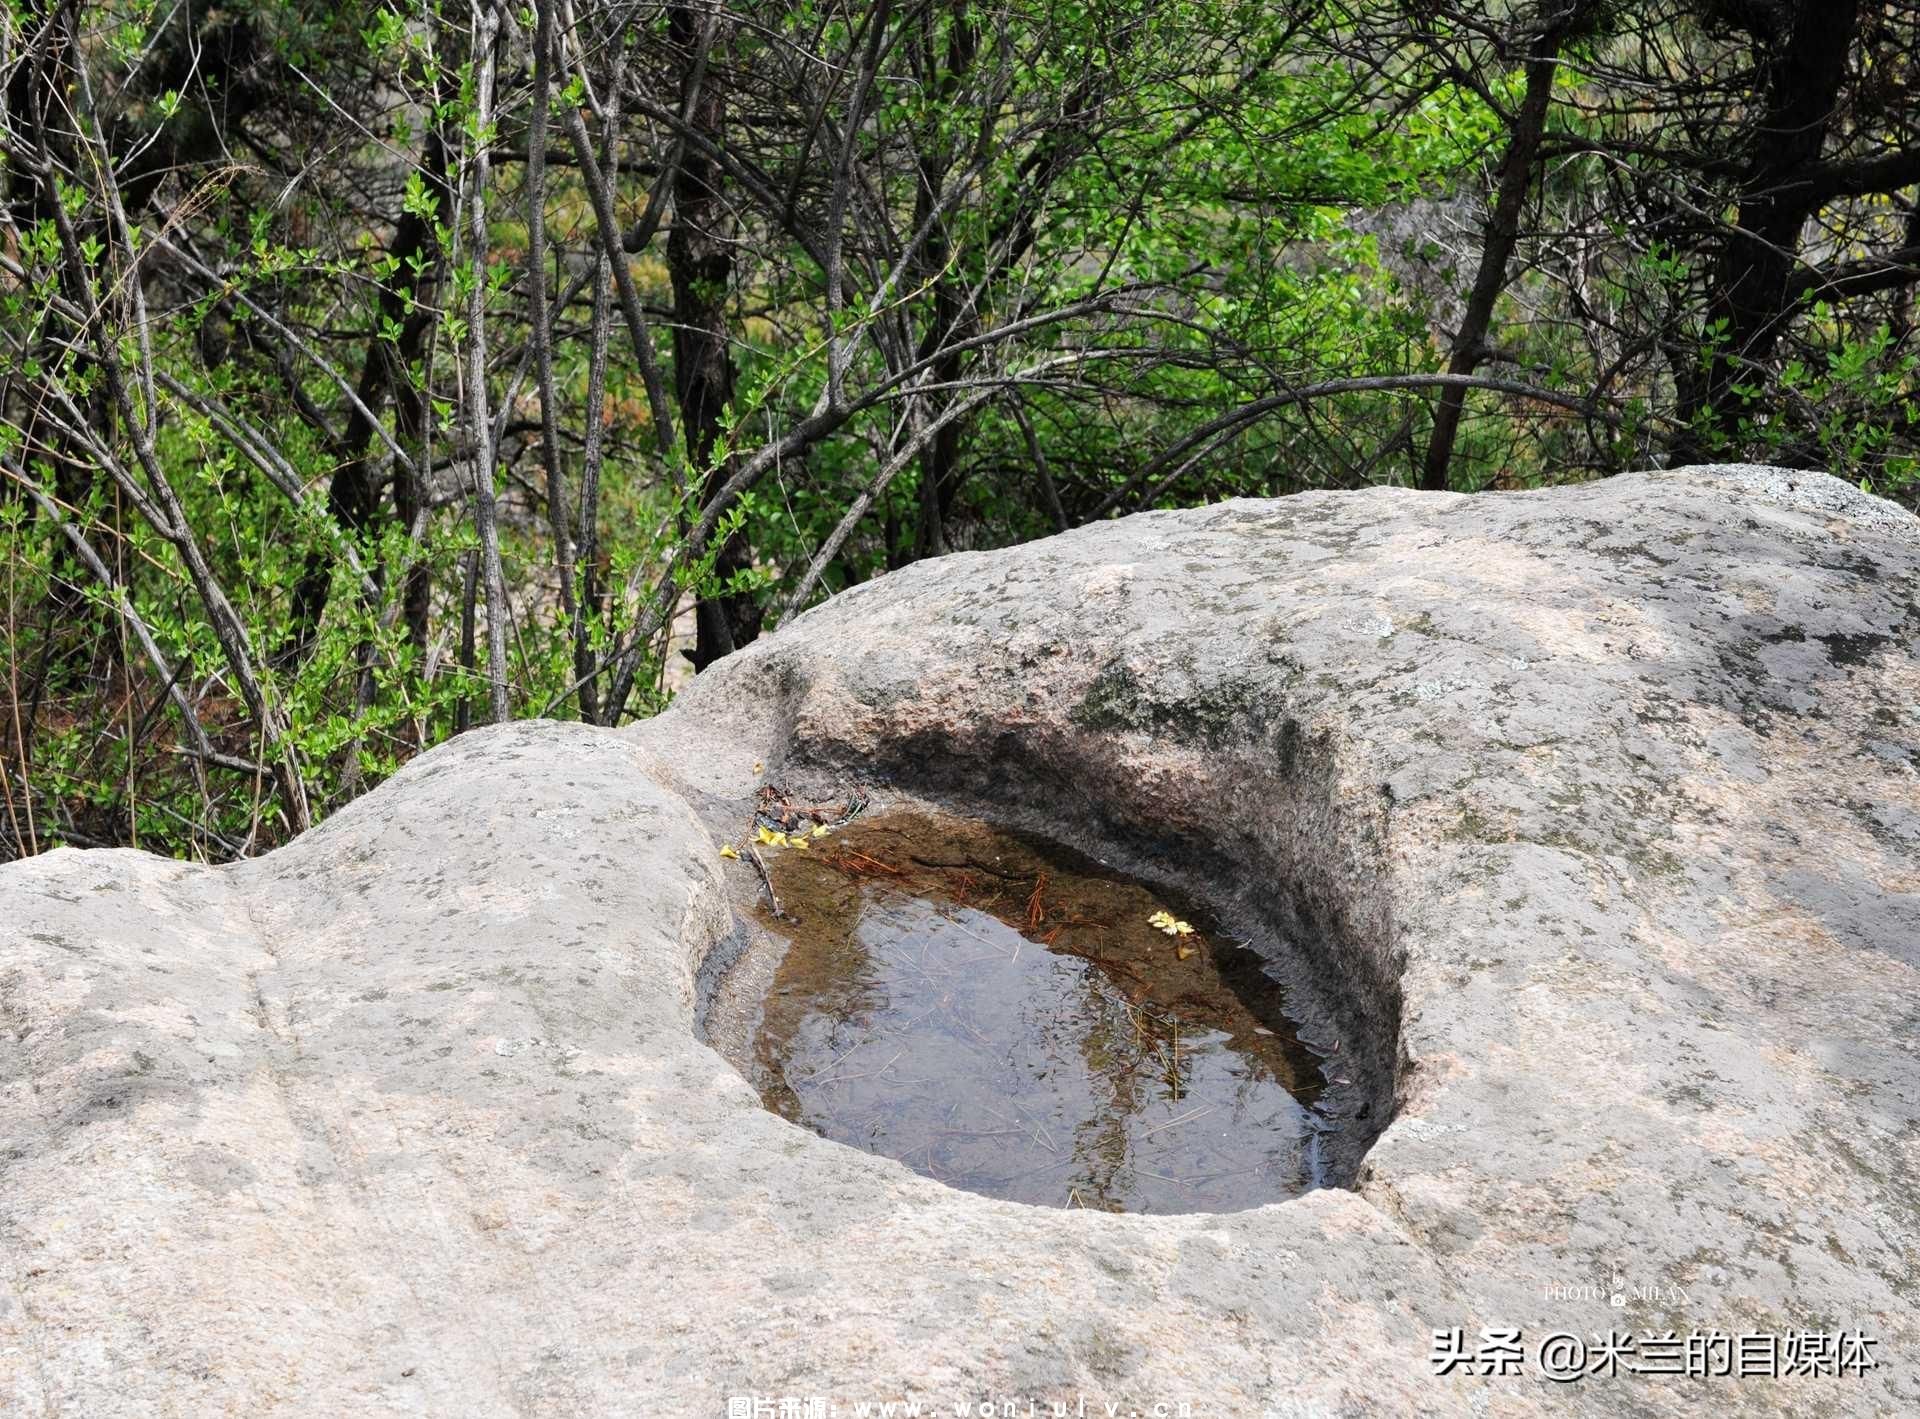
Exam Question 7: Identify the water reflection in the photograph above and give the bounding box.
[748,811,1328,1213]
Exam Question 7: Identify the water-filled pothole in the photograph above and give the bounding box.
[728,808,1335,1213]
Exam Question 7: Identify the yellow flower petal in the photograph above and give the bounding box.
[718,844,740,860]
[790,838,809,850]
[811,825,830,838]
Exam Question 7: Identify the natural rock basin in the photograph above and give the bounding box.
[736,810,1332,1213]
[5,467,1917,1415]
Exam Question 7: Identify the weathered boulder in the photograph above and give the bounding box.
[3,465,1916,1417]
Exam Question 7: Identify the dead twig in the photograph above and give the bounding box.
[823,847,907,877]
[1025,872,1048,931]
[747,843,783,919]
[1138,1104,1216,1139]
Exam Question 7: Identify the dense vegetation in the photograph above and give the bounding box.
[4,0,1918,859]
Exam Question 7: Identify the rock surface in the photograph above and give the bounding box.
[3,465,1917,1417]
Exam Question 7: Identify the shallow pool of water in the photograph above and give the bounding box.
[739,809,1330,1213]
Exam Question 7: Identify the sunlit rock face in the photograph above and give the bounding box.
[4,465,1917,1416]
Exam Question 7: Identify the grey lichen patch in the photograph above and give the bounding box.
[1816,630,1892,667]
[1447,803,1507,844]
[1069,657,1285,754]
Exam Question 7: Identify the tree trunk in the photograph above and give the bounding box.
[911,2,977,556]
[6,4,112,679]
[1420,9,1575,492]
[1674,0,1861,460]
[671,3,759,673]
[282,129,450,662]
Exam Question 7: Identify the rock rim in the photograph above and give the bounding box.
[3,464,1916,1416]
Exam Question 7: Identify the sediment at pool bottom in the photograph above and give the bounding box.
[729,808,1337,1214]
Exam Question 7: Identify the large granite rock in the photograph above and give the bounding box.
[3,465,1916,1416]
